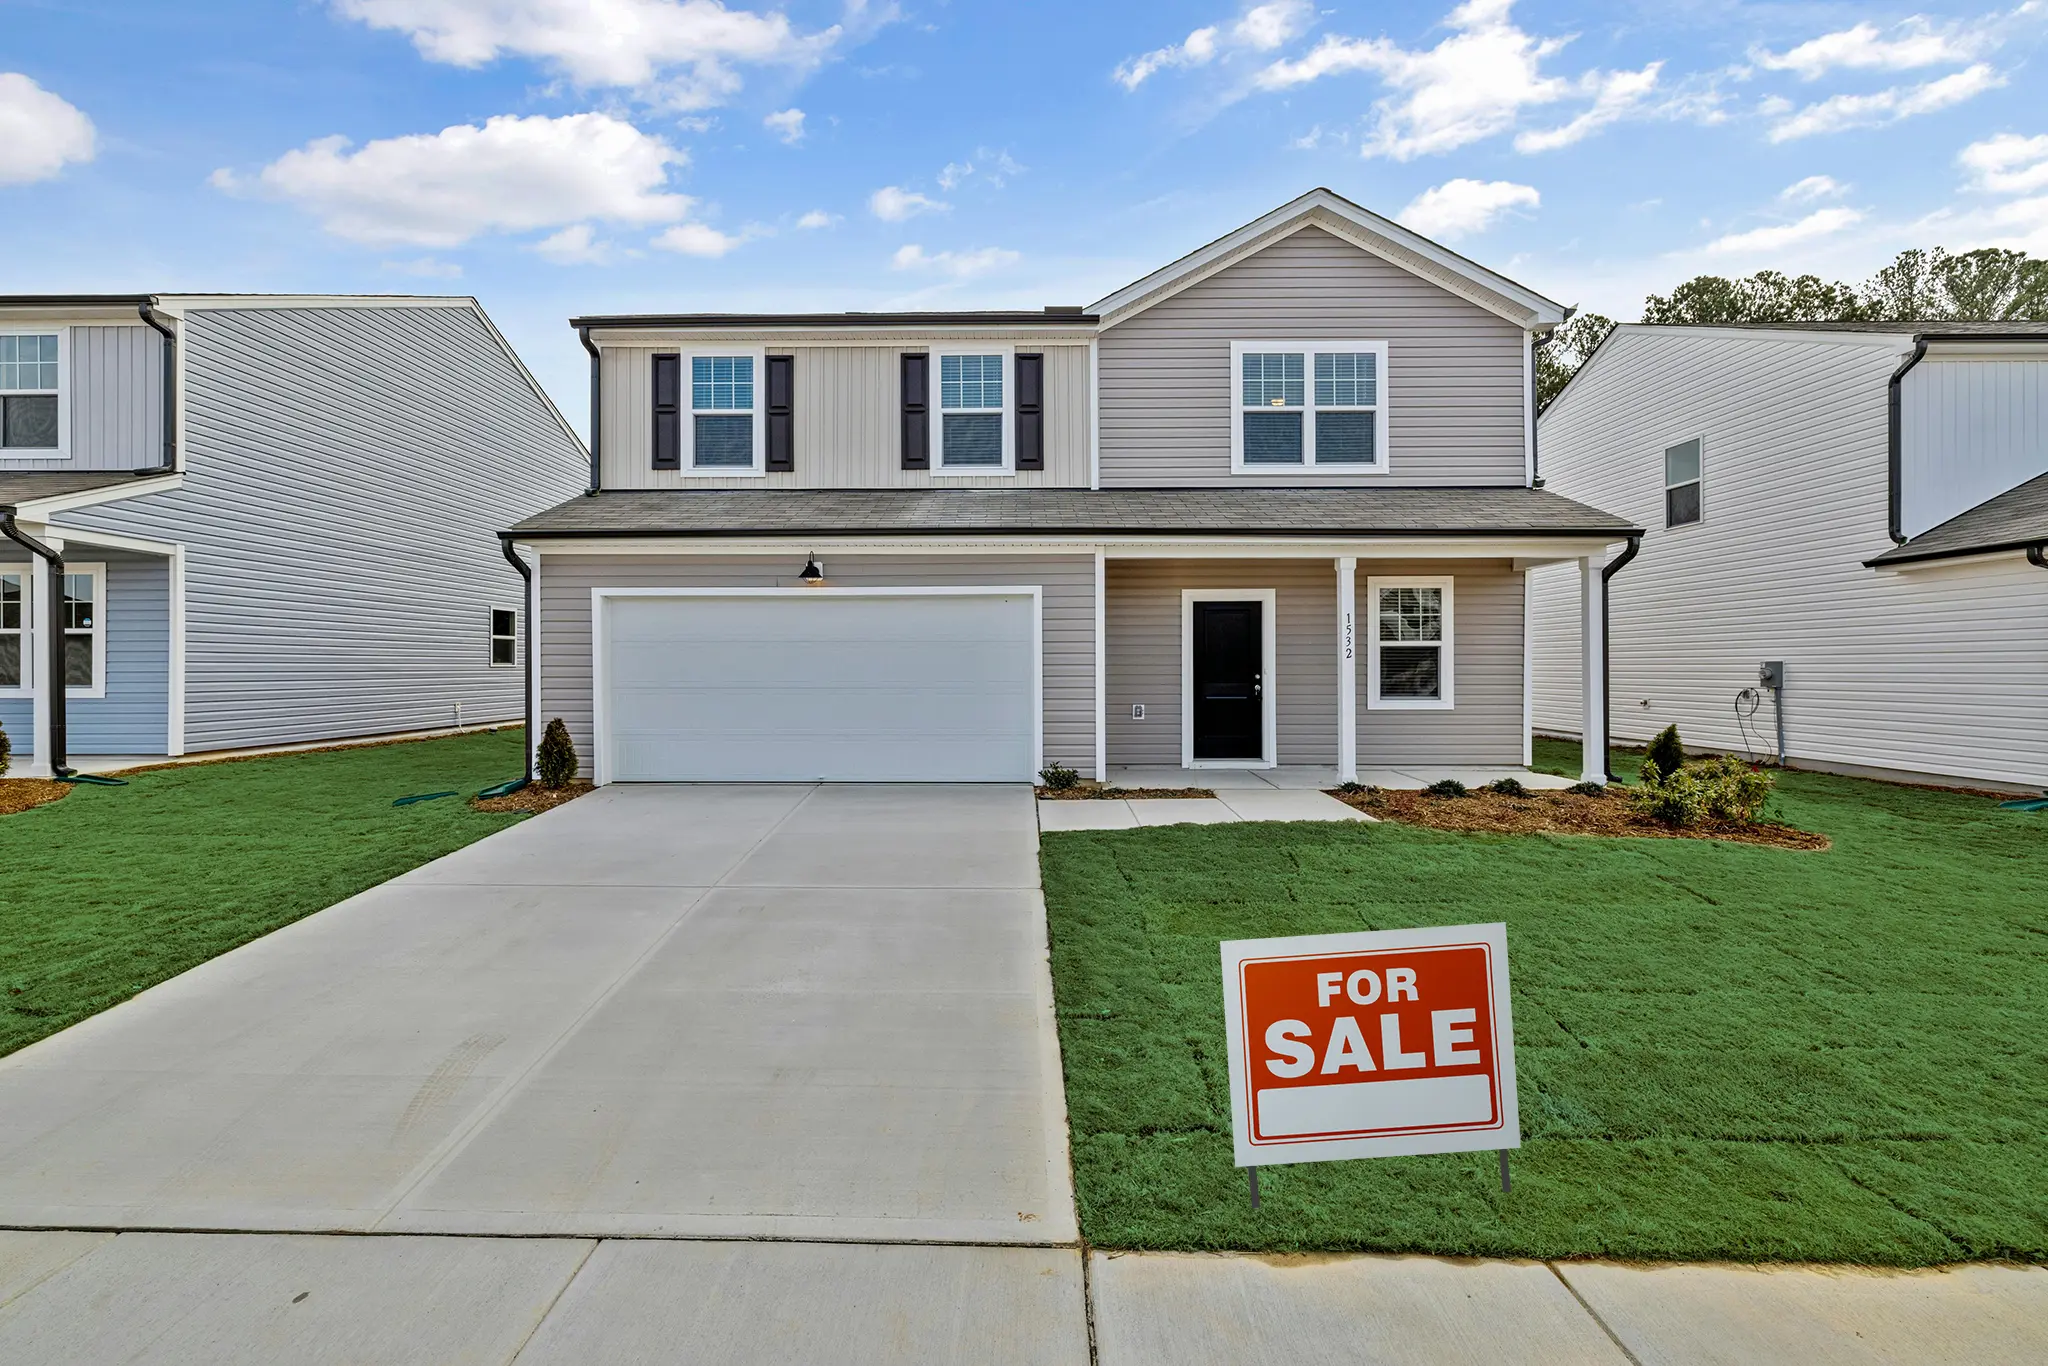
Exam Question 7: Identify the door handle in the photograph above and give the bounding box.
[1253,674,1262,698]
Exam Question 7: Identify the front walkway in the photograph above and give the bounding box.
[1108,764,1579,791]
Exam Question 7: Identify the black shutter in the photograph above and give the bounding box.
[765,354,795,472]
[651,354,681,470]
[1015,352,1044,471]
[901,352,930,469]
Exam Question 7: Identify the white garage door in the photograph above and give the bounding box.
[601,590,1039,782]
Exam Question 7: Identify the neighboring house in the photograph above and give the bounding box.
[1529,321,2048,791]
[502,189,1639,786]
[0,294,587,777]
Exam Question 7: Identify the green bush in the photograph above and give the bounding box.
[535,718,578,789]
[1484,777,1528,797]
[1425,779,1469,798]
[0,720,10,777]
[1630,754,1774,826]
[1643,724,1685,782]
[1567,780,1606,796]
[1038,761,1080,791]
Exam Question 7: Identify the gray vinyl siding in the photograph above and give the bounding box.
[0,551,169,754]
[1098,226,1528,488]
[0,324,162,472]
[1105,558,1523,767]
[536,553,1097,779]
[1531,327,2048,789]
[599,343,1092,489]
[61,304,587,751]
[1898,354,2048,538]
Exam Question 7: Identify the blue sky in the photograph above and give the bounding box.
[4,0,2045,432]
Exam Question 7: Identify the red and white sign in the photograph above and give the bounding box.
[1221,923,1519,1166]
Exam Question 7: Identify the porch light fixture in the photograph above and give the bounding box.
[799,553,825,585]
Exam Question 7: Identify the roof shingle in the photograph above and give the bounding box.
[1866,471,2048,566]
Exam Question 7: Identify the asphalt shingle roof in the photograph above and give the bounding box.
[0,470,154,511]
[507,486,1639,539]
[1866,470,2048,566]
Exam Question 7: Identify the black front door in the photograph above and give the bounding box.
[1192,600,1263,761]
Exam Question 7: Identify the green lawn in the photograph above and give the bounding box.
[0,730,532,1058]
[1041,739,2047,1265]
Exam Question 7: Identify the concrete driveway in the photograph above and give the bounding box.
[0,784,1074,1245]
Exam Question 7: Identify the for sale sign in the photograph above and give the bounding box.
[1221,923,1519,1166]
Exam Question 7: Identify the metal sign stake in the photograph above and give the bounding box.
[1499,1149,1511,1193]
[1248,1167,1260,1210]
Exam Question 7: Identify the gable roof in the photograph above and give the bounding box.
[1865,469,2048,566]
[1088,187,1568,332]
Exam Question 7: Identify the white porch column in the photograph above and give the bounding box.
[1579,554,1606,784]
[1336,556,1357,781]
[25,536,55,778]
[1093,550,1107,782]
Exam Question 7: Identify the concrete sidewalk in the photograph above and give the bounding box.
[2,1232,2041,1364]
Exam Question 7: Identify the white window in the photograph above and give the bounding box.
[490,607,518,667]
[0,570,23,690]
[1230,340,1388,473]
[1665,437,1702,528]
[690,353,762,472]
[933,348,1012,473]
[1366,576,1452,709]
[1,331,63,456]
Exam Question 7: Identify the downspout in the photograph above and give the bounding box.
[0,510,70,777]
[1886,337,1928,545]
[137,301,177,474]
[499,536,535,786]
[1529,329,1556,488]
[1600,533,1643,784]
[2028,544,2048,572]
[579,326,601,495]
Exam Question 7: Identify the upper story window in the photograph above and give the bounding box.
[489,608,518,667]
[692,355,756,469]
[1230,341,1387,474]
[1664,437,1702,527]
[935,350,1010,471]
[1,333,61,453]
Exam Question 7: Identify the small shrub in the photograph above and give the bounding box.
[1567,780,1606,796]
[536,717,578,788]
[1038,761,1080,792]
[1335,781,1370,795]
[1425,779,1469,798]
[1629,754,1774,826]
[1644,724,1686,781]
[0,720,10,777]
[1484,777,1528,797]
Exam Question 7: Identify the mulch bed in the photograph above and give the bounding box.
[1036,785,1217,800]
[0,780,71,817]
[1328,786,1830,850]
[470,782,594,815]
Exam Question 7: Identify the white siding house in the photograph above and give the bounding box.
[1530,322,2048,791]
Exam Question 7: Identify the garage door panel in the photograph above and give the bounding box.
[605,595,1037,782]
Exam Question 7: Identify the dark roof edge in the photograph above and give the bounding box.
[1865,534,2048,567]
[504,523,1641,540]
[571,310,1099,330]
[0,294,157,307]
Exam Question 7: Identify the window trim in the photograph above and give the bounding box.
[929,343,1016,476]
[489,606,519,668]
[0,325,69,461]
[1365,575,1453,711]
[1664,435,1704,529]
[678,345,767,477]
[0,566,26,696]
[0,560,104,699]
[1229,339,1390,475]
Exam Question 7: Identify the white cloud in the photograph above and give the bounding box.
[763,107,805,144]
[1780,174,1848,202]
[796,208,840,229]
[890,243,1020,278]
[1114,0,1310,89]
[534,222,614,263]
[1959,132,2048,194]
[1753,16,1997,80]
[1767,63,2003,141]
[333,0,842,108]
[652,221,747,256]
[0,73,96,185]
[937,149,1025,191]
[1702,206,1864,254]
[380,256,464,278]
[216,111,690,247]
[1255,0,1665,160]
[869,184,946,221]
[1397,178,1540,240]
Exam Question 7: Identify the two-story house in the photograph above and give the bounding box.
[502,189,1639,786]
[1,293,587,778]
[1529,320,2048,791]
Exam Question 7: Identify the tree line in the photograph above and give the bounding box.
[1536,247,2048,410]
